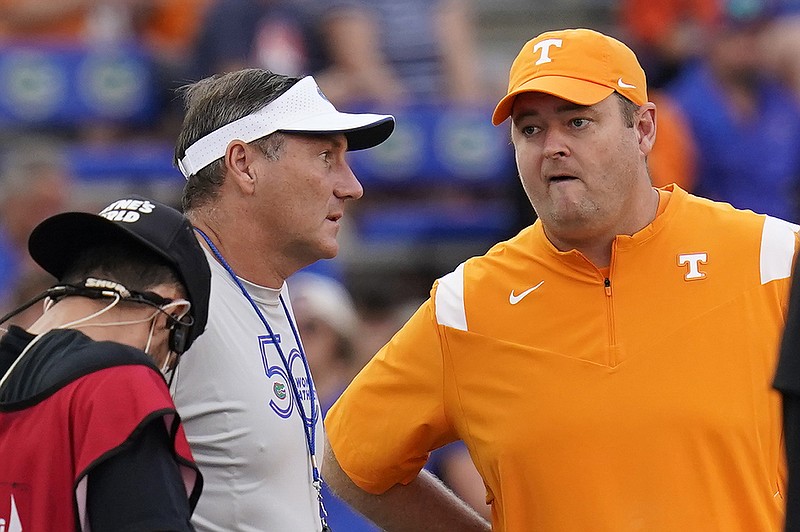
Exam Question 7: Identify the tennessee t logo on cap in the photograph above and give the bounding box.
[533,38,562,64]
[492,28,648,125]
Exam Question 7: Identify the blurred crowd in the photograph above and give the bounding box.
[2,0,800,523]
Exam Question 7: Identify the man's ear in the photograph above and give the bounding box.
[637,103,657,158]
[166,300,192,322]
[148,285,189,320]
[224,140,259,194]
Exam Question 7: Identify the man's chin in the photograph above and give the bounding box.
[318,241,339,260]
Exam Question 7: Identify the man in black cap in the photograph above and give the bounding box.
[0,196,211,531]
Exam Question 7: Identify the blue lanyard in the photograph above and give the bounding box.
[195,228,330,530]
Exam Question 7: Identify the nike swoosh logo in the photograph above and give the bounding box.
[617,77,637,89]
[509,281,545,304]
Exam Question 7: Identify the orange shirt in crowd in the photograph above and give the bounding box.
[648,91,697,191]
[620,0,720,51]
[0,0,208,56]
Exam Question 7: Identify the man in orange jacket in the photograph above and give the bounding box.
[323,28,798,531]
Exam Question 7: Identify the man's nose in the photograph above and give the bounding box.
[335,164,364,200]
[542,128,570,159]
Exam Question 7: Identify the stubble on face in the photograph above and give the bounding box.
[512,93,646,247]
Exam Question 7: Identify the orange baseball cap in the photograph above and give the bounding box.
[492,28,648,125]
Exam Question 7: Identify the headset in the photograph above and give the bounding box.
[0,278,194,355]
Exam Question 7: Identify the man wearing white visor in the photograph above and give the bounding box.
[170,69,394,531]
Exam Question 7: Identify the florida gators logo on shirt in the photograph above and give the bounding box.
[273,382,287,400]
[259,335,317,426]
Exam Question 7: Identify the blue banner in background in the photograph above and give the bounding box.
[347,103,514,187]
[0,44,157,126]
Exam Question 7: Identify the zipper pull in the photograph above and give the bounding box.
[604,278,611,296]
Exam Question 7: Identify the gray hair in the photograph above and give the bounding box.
[174,69,302,211]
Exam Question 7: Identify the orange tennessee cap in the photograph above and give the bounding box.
[492,28,648,125]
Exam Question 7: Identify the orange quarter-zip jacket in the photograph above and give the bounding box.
[326,185,799,531]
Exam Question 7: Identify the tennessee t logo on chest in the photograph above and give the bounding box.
[678,253,708,280]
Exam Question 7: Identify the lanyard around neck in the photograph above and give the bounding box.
[194,228,330,530]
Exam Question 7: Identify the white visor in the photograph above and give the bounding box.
[177,76,395,178]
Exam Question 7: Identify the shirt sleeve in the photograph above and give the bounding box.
[87,418,195,531]
[325,294,457,494]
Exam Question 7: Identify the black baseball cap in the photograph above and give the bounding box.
[28,196,211,351]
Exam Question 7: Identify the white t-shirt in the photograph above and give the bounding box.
[172,247,325,531]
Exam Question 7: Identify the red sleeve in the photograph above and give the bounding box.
[68,365,200,503]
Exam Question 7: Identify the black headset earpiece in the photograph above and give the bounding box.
[167,317,190,354]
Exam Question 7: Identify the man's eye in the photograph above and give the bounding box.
[571,118,588,128]
[522,125,538,136]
